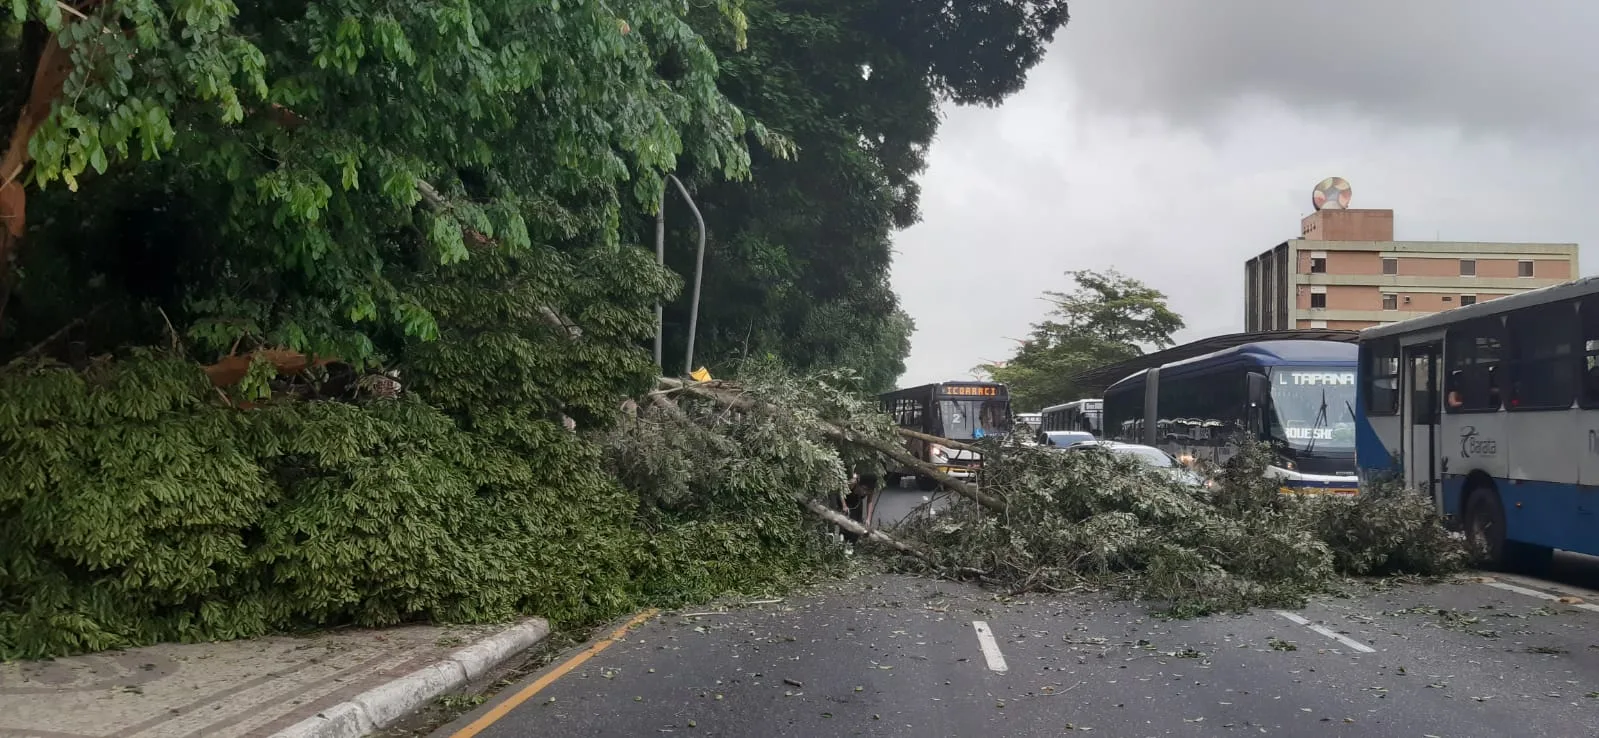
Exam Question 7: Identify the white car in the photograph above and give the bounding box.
[1065,441,1207,488]
[1040,430,1096,449]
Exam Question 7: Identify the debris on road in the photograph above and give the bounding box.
[622,370,1467,619]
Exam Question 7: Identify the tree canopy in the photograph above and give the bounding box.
[0,0,1074,657]
[985,269,1183,411]
[654,0,1069,392]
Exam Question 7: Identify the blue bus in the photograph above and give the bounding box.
[1103,340,1360,494]
[1355,275,1599,571]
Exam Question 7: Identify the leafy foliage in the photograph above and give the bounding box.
[893,441,1466,616]
[985,269,1184,410]
[1,0,756,364]
[0,354,647,658]
[653,0,1069,392]
[0,0,1076,660]
[599,362,898,603]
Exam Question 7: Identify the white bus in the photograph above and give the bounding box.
[1040,399,1103,436]
[1355,275,1599,571]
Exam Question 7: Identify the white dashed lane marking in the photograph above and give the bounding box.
[1274,611,1377,653]
[971,620,1009,673]
[1479,578,1599,613]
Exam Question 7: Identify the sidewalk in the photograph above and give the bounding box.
[0,619,548,738]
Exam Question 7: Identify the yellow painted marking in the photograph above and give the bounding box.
[449,609,660,738]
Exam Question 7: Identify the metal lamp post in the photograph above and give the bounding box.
[652,174,707,375]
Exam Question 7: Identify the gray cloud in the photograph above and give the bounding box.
[892,30,1599,385]
[1056,0,1599,136]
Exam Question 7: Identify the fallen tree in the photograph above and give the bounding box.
[637,372,1469,617]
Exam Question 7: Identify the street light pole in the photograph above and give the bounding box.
[652,188,666,368]
[670,174,707,376]
[650,174,707,376]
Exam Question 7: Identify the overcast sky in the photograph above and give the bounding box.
[892,0,1599,386]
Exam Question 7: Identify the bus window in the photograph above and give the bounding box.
[1364,340,1400,415]
[1445,317,1505,412]
[1581,299,1599,407]
[1507,302,1577,410]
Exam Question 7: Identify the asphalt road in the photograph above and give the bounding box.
[436,570,1599,738]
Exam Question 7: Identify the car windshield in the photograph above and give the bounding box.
[1268,366,1357,452]
[939,399,1011,440]
[1113,445,1176,468]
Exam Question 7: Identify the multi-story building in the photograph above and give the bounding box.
[1244,206,1578,331]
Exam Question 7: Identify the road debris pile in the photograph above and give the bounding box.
[896,440,1468,615]
[630,373,1467,617]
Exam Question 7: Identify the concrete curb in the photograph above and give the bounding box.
[269,618,551,738]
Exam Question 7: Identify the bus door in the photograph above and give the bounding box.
[1403,342,1443,504]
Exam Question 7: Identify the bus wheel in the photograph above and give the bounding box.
[1463,485,1553,574]
[916,475,940,492]
[1462,488,1507,569]
[885,472,903,488]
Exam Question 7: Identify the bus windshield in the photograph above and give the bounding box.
[1268,366,1357,452]
[939,399,1011,440]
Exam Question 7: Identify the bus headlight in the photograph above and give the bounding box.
[930,444,950,463]
[1277,456,1297,471]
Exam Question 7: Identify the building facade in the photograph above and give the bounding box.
[1244,208,1579,331]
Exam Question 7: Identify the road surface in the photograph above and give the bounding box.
[434,569,1599,737]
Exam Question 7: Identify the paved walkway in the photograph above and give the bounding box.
[0,623,503,738]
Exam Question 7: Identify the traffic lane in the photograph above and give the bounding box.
[869,486,954,528]
[1302,577,1599,713]
[441,574,1599,738]
[447,574,1045,737]
[1267,578,1599,736]
[974,592,1564,737]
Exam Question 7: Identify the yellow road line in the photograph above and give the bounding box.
[449,608,661,738]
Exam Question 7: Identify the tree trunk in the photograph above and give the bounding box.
[796,495,936,565]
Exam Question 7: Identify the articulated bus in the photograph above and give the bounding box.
[1355,275,1599,569]
[1040,399,1103,436]
[880,381,1012,490]
[1103,340,1360,494]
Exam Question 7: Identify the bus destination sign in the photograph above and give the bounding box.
[1279,371,1354,386]
[944,385,999,397]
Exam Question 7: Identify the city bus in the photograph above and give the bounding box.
[1040,399,1103,437]
[879,381,1012,490]
[1354,275,1599,570]
[1103,340,1360,494]
[1014,412,1043,442]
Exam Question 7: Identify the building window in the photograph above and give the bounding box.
[1460,295,1477,307]
[1519,260,1534,278]
[1382,293,1398,311]
[1310,257,1327,273]
[1460,259,1476,277]
[1382,257,1398,275]
[1310,292,1327,309]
